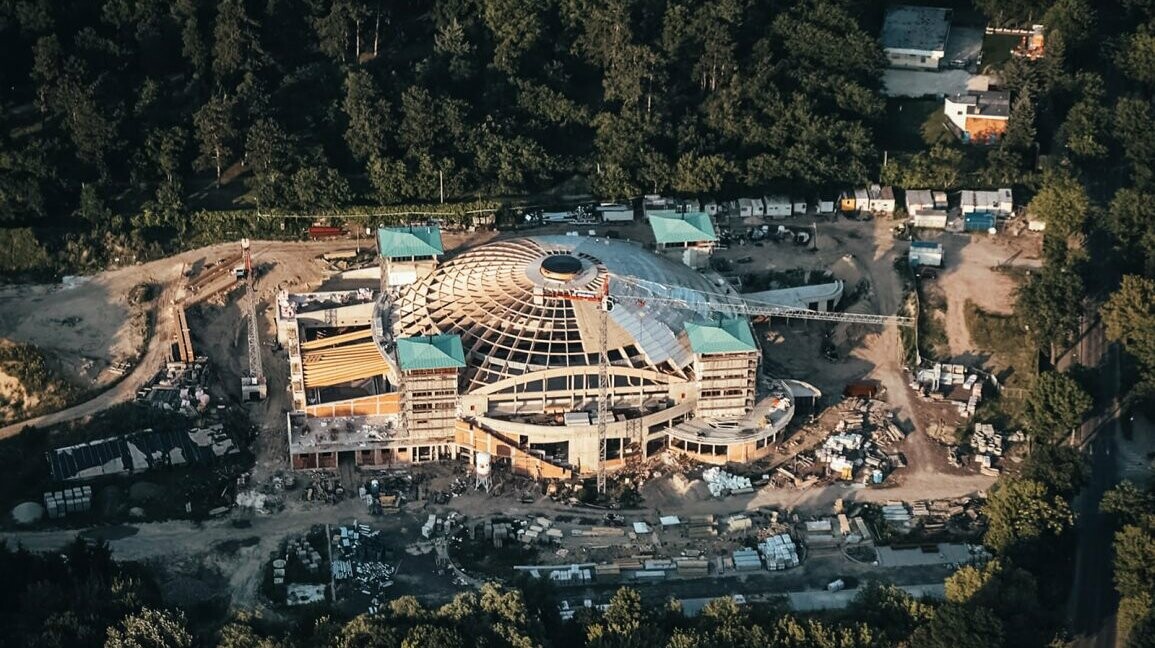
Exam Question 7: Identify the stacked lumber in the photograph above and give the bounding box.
[300,328,374,351]
[303,340,390,387]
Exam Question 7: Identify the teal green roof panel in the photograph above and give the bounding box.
[377,226,444,259]
[685,317,756,355]
[649,211,718,245]
[396,334,466,371]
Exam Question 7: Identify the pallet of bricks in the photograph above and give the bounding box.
[44,486,92,519]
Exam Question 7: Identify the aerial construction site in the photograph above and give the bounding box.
[0,199,1086,620]
[280,226,910,491]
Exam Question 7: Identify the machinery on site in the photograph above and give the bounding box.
[239,238,267,401]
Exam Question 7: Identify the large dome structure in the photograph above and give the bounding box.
[391,236,738,393]
[283,229,799,478]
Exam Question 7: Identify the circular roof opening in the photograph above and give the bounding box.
[540,254,583,281]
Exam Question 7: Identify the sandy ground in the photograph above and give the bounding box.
[0,220,1007,608]
[0,276,153,387]
[932,231,1041,361]
[0,237,476,438]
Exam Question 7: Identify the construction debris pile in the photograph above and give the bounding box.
[331,522,397,613]
[422,512,464,539]
[915,363,984,417]
[359,476,407,514]
[701,467,753,497]
[877,498,987,535]
[301,471,348,504]
[813,398,905,483]
[136,359,212,414]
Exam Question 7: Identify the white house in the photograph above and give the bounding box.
[944,91,1011,144]
[764,195,791,219]
[881,6,952,70]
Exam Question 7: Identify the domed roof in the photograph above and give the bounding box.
[390,236,740,391]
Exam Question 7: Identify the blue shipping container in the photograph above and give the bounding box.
[964,211,997,232]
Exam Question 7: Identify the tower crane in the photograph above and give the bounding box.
[239,238,267,401]
[543,281,614,494]
[612,274,916,328]
[546,270,912,495]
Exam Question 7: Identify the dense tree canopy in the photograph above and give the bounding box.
[0,0,891,275]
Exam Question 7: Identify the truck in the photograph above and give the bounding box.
[307,225,344,240]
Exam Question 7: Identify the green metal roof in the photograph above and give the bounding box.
[685,317,756,355]
[395,335,466,371]
[649,211,717,245]
[377,226,444,259]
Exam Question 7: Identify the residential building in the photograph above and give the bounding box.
[881,6,952,70]
[945,91,1010,144]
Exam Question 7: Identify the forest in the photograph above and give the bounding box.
[0,0,893,274]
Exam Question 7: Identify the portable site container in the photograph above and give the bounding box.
[764,194,791,219]
[912,210,948,229]
[964,211,997,232]
[909,241,944,267]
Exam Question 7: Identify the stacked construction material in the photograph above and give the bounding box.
[43,486,92,518]
[732,547,763,571]
[881,502,912,527]
[758,533,800,570]
[549,564,593,584]
[702,467,752,497]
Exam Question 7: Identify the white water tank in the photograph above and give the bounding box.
[475,452,492,477]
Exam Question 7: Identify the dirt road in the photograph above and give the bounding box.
[0,262,184,439]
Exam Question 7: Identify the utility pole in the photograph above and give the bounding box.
[439,170,445,204]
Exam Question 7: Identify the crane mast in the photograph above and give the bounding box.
[240,238,267,401]
[596,292,613,495]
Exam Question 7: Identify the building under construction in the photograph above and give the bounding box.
[280,227,813,478]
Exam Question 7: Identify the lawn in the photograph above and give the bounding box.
[981,34,1020,72]
[880,99,954,152]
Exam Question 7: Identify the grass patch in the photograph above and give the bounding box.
[0,341,81,426]
[964,299,1037,394]
[880,99,949,151]
[963,300,1022,355]
[981,34,1020,72]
